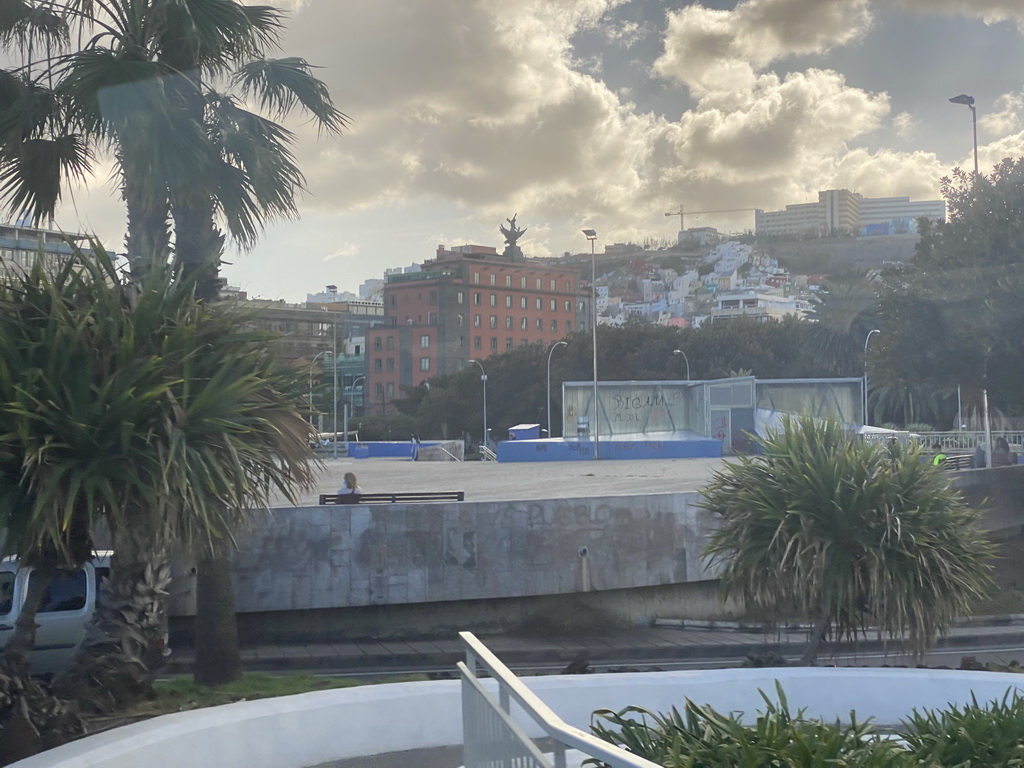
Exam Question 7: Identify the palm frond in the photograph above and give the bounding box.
[231,57,349,133]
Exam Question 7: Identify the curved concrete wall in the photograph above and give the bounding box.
[15,668,1024,768]
[171,492,720,616]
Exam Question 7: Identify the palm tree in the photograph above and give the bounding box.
[702,416,993,665]
[806,276,880,376]
[0,0,344,688]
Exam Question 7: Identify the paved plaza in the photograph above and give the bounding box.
[272,454,729,507]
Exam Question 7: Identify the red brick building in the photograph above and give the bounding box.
[366,245,584,413]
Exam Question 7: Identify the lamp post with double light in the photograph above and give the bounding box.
[582,228,599,459]
[547,340,568,438]
[468,359,488,456]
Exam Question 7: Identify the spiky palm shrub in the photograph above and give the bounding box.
[702,415,993,665]
[45,249,317,708]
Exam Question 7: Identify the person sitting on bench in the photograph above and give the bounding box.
[337,472,361,496]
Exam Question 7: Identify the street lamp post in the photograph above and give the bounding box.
[344,375,365,449]
[863,329,880,427]
[547,340,568,438]
[468,359,488,456]
[949,93,992,463]
[948,94,979,177]
[672,349,690,381]
[308,350,330,427]
[582,228,599,459]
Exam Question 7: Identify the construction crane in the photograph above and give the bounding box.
[664,206,759,230]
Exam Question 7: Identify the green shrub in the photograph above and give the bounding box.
[587,683,909,767]
[903,690,1024,767]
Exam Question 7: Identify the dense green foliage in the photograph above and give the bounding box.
[702,416,993,664]
[589,685,1024,768]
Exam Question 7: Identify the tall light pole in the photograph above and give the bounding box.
[863,329,880,427]
[308,350,330,427]
[547,340,568,438]
[468,359,487,456]
[582,228,599,459]
[345,375,365,449]
[948,94,979,177]
[672,349,690,381]
[949,93,992,462]
[325,285,339,459]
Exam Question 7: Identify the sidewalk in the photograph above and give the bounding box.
[164,617,1024,675]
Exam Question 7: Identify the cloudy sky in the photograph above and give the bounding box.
[58,0,1024,302]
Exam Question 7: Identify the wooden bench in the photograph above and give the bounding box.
[318,491,465,505]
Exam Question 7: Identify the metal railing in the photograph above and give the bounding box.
[459,631,659,768]
[862,430,1024,451]
[481,446,497,462]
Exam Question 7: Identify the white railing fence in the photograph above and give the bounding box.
[481,446,497,462]
[458,631,659,768]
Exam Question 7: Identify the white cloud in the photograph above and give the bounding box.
[895,0,1024,30]
[980,92,1024,136]
[892,112,916,140]
[654,0,873,94]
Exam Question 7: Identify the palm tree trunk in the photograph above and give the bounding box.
[799,616,831,666]
[193,539,242,686]
[51,521,171,712]
[121,145,172,280]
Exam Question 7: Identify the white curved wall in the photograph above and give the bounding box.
[14,669,1024,768]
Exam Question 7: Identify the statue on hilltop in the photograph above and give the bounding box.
[500,214,527,261]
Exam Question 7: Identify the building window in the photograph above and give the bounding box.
[374,359,382,372]
[505,316,513,330]
[386,358,394,372]
[390,295,397,307]
[427,311,436,324]
[520,296,527,308]
[490,315,497,329]
[536,278,542,289]
[420,357,430,371]
[457,314,464,326]
[489,274,496,286]
[386,336,394,350]
[474,292,481,306]
[521,277,527,288]
[565,300,571,312]
[459,336,465,347]
[420,335,430,348]
[550,299,556,311]
[535,298,542,310]
[489,294,496,307]
[389,317,397,326]
[429,290,437,305]
[505,275,511,287]
[474,336,482,349]
[386,382,394,398]
[474,314,482,327]
[505,338,513,350]
[565,281,571,291]
[536,318,543,330]
[521,339,529,346]
[550,279,556,291]
[520,317,528,330]
[505,295,512,308]
[551,319,558,332]
[566,320,572,334]
[375,383,384,397]
[474,272,480,284]
[457,290,465,304]
[374,337,382,351]
[490,338,498,351]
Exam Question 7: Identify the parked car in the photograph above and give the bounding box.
[0,552,111,675]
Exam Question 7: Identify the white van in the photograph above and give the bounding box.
[0,552,110,675]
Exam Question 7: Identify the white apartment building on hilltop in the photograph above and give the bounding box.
[755,189,945,238]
